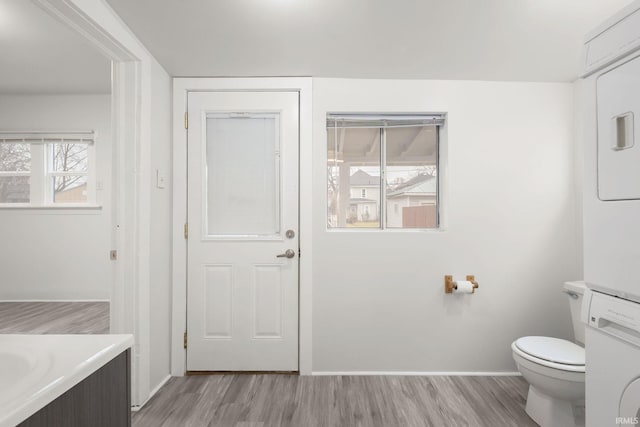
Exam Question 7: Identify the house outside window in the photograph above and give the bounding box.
[327,113,443,230]
[0,131,97,207]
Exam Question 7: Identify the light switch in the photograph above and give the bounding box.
[156,169,166,189]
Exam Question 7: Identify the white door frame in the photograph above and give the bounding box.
[172,78,313,375]
[34,0,152,406]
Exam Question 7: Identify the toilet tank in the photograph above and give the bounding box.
[564,281,587,345]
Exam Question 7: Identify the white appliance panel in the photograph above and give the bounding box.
[583,1,640,301]
[583,5,640,427]
[584,49,640,302]
[585,291,640,426]
[597,56,640,201]
[583,5,640,76]
[584,72,640,302]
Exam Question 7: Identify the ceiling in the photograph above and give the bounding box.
[105,0,632,82]
[0,0,111,94]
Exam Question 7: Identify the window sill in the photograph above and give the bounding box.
[0,204,103,214]
[326,227,446,233]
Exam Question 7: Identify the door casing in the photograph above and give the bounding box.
[35,0,156,407]
[171,78,313,376]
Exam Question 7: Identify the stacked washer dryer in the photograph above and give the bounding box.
[581,1,640,426]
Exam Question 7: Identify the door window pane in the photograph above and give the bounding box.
[385,127,438,228]
[206,114,280,236]
[327,127,381,228]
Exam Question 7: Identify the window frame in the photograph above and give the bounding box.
[326,113,444,232]
[0,141,31,205]
[0,131,99,209]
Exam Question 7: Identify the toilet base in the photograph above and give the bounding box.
[525,386,585,427]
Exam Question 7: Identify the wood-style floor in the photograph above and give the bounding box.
[0,302,535,426]
[0,301,109,334]
[132,374,537,427]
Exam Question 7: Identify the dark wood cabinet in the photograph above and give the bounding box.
[19,349,131,427]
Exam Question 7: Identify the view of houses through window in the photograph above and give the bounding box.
[327,114,441,229]
[0,132,94,205]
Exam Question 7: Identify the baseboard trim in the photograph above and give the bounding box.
[0,299,110,303]
[311,371,522,377]
[132,374,172,411]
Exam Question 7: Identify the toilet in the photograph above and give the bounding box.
[511,281,586,427]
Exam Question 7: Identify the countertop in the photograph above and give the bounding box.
[0,334,133,427]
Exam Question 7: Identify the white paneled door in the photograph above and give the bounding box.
[186,91,299,371]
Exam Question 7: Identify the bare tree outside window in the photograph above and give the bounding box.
[0,132,95,206]
[51,143,89,203]
[327,115,441,230]
[0,143,31,203]
[0,143,30,172]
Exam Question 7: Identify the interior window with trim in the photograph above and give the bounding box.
[327,113,443,230]
[0,131,96,206]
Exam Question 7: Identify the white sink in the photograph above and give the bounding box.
[0,347,51,407]
[0,349,38,384]
[0,334,133,427]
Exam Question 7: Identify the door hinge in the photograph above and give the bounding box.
[183,332,188,349]
[298,248,301,258]
[110,250,118,261]
[184,112,188,129]
[184,223,189,239]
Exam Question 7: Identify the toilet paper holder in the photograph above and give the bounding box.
[445,275,479,294]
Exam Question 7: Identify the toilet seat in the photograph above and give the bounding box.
[512,337,585,373]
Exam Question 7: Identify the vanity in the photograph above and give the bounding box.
[0,334,133,427]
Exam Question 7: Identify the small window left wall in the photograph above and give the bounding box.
[0,132,97,207]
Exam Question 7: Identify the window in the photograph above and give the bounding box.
[0,143,30,203]
[327,113,443,229]
[0,131,96,206]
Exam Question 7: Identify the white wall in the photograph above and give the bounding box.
[572,79,585,275]
[312,78,580,372]
[45,0,174,404]
[148,60,172,390]
[0,94,111,300]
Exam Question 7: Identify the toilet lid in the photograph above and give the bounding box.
[515,336,585,366]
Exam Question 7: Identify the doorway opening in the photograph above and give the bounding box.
[2,0,151,407]
[0,1,112,332]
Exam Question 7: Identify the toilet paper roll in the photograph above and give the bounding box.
[455,281,475,294]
